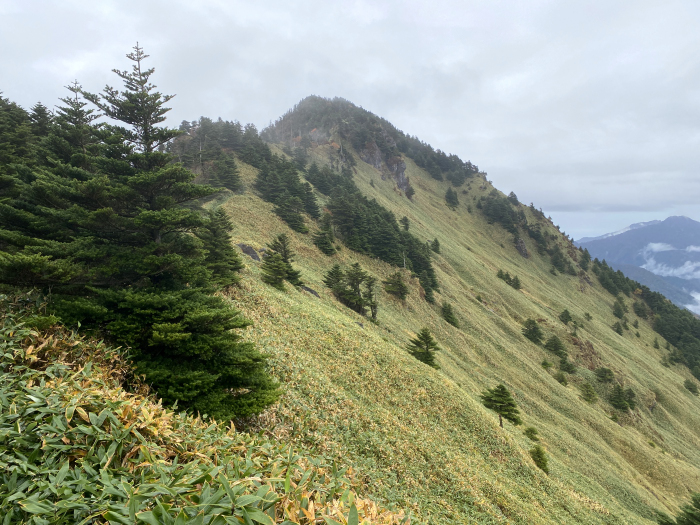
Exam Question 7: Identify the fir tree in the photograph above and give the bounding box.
[580,382,598,403]
[544,335,566,358]
[383,271,409,300]
[210,151,241,191]
[653,337,660,349]
[441,301,459,327]
[199,208,244,287]
[260,252,287,290]
[0,46,281,419]
[431,238,440,254]
[323,264,345,291]
[613,322,624,335]
[609,384,629,411]
[510,275,521,290]
[267,233,303,286]
[400,216,410,231]
[559,309,572,325]
[420,270,435,304]
[363,275,379,321]
[595,367,614,383]
[445,187,459,209]
[407,328,440,369]
[481,384,522,427]
[524,427,539,441]
[613,301,625,319]
[313,229,336,255]
[522,319,544,345]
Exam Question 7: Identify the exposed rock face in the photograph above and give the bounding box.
[237,243,260,261]
[300,285,320,298]
[515,238,529,258]
[359,141,382,170]
[387,156,410,194]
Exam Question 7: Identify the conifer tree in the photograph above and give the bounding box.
[445,187,459,209]
[420,270,435,304]
[481,384,522,427]
[313,229,336,255]
[544,335,566,358]
[210,151,241,191]
[510,275,521,290]
[595,367,614,383]
[0,46,280,420]
[261,252,288,290]
[363,275,379,321]
[431,238,440,254]
[522,319,544,345]
[400,216,410,231]
[609,384,629,411]
[613,301,625,319]
[559,309,572,325]
[323,264,345,291]
[441,301,459,327]
[407,328,440,369]
[580,382,598,403]
[383,271,409,300]
[267,233,303,286]
[199,208,244,287]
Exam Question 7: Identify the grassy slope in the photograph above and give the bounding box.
[218,148,700,524]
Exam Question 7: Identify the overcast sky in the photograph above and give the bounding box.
[3,0,700,239]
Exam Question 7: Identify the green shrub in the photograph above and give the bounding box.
[529,445,549,474]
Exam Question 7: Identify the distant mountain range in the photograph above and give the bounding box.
[577,216,700,313]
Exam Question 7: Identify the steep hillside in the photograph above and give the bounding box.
[192,101,700,524]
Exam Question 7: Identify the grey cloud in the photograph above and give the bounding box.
[3,0,700,239]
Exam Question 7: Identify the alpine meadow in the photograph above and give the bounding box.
[4,46,700,524]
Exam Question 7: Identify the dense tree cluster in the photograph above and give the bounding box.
[477,190,524,234]
[497,269,521,290]
[0,46,279,420]
[323,263,378,320]
[591,258,700,380]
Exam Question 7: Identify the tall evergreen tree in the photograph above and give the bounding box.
[0,46,280,420]
[267,233,303,286]
[383,271,409,300]
[430,238,440,254]
[481,384,522,427]
[407,328,440,369]
[522,319,544,345]
[445,187,459,209]
[400,216,410,231]
[260,252,288,290]
[199,207,244,287]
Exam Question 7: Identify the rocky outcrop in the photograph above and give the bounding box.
[514,238,529,258]
[387,156,410,194]
[237,243,260,261]
[301,285,320,298]
[359,141,382,170]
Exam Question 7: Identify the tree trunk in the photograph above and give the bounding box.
[499,414,503,428]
